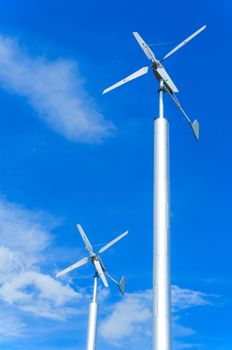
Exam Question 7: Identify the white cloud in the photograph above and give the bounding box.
[0,35,114,142]
[99,286,212,348]
[0,197,83,330]
[0,246,24,282]
[100,289,151,342]
[0,310,26,339]
[0,198,53,264]
[0,271,80,320]
[172,285,211,310]
[173,342,202,350]
[173,319,195,337]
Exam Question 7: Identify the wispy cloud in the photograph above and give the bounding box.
[0,36,114,142]
[0,197,84,338]
[0,271,79,320]
[173,342,202,350]
[172,285,211,311]
[100,289,151,344]
[99,286,212,349]
[0,198,53,267]
[0,310,26,339]
[173,322,195,338]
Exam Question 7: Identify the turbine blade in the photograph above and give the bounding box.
[103,67,149,94]
[98,230,128,254]
[133,32,158,62]
[56,257,88,278]
[94,260,109,287]
[155,66,179,93]
[160,25,206,62]
[165,88,200,141]
[76,224,93,253]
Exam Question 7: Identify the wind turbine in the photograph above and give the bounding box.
[56,224,128,350]
[103,25,206,350]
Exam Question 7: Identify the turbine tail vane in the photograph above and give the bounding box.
[165,88,200,140]
[160,25,206,62]
[105,271,126,295]
[118,276,126,295]
[103,67,149,94]
[191,120,199,141]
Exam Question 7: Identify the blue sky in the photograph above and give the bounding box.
[0,0,231,349]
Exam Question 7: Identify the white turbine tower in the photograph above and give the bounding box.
[56,224,128,350]
[103,25,206,350]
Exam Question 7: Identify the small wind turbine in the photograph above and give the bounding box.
[56,224,128,350]
[103,25,206,350]
[103,25,206,140]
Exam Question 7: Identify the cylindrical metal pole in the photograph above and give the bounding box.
[159,80,164,119]
[86,276,98,350]
[153,81,171,350]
